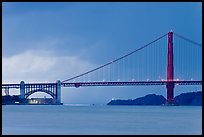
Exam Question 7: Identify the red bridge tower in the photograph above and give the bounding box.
[166,31,175,105]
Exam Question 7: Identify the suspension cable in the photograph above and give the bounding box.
[174,32,202,47]
[62,33,168,83]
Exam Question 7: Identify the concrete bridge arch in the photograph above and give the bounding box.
[25,89,56,99]
[20,80,61,104]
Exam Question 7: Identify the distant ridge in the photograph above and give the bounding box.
[174,91,202,106]
[107,91,202,106]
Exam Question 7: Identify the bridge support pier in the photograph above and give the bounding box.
[166,82,174,104]
[5,87,9,96]
[56,80,61,104]
[20,81,25,98]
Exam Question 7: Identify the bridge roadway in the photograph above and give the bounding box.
[2,80,202,89]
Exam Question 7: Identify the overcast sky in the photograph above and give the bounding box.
[2,2,202,104]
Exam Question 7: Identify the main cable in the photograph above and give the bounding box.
[62,33,168,83]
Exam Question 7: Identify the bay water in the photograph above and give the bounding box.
[2,104,202,135]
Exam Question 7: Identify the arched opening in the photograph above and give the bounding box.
[25,89,56,104]
[28,92,53,99]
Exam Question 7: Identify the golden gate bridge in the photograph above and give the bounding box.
[2,31,202,105]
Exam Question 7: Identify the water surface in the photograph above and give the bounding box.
[2,105,202,135]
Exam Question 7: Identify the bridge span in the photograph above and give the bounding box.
[2,31,202,105]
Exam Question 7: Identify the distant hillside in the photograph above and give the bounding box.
[107,91,202,106]
[174,91,202,106]
[107,94,166,105]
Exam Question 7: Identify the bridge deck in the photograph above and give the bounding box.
[2,80,202,89]
[62,80,202,87]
